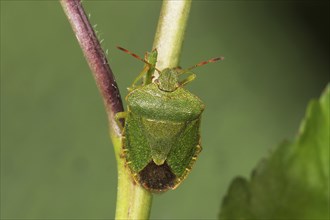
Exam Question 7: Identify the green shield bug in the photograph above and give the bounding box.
[116,47,223,192]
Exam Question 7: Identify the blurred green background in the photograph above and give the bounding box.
[1,1,329,219]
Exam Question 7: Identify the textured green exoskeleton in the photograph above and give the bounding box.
[116,47,222,192]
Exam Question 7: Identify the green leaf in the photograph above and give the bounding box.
[219,84,330,219]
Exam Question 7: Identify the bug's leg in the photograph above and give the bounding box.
[179,72,196,87]
[128,65,150,91]
[115,112,127,130]
[144,49,158,85]
[115,112,127,120]
[129,50,158,91]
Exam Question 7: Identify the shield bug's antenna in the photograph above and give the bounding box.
[178,57,224,75]
[187,57,224,71]
[117,46,161,74]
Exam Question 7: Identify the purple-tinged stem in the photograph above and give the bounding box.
[60,0,123,137]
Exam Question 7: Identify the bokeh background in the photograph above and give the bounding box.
[1,1,329,219]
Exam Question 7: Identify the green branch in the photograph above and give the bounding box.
[117,1,192,219]
[116,1,192,219]
[153,0,192,70]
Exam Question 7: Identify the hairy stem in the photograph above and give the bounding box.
[60,0,123,137]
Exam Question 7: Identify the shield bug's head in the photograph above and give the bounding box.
[156,68,179,92]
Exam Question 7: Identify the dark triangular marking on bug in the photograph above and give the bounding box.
[139,160,176,192]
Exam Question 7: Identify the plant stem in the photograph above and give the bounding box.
[60,0,123,137]
[153,0,192,70]
[118,0,193,214]
[117,1,192,218]
[117,0,192,217]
